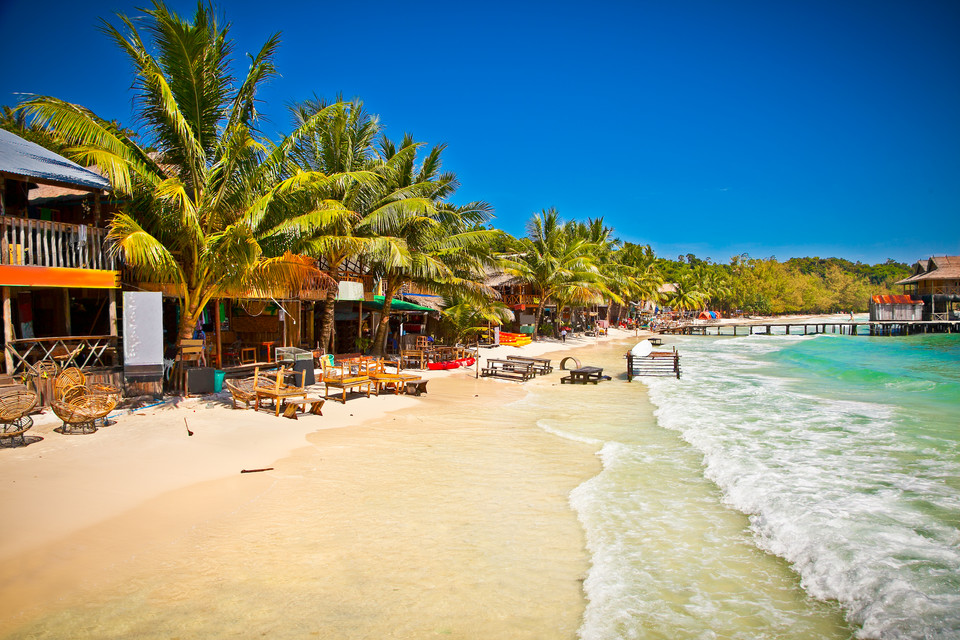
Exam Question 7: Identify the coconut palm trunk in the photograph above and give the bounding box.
[372,277,402,356]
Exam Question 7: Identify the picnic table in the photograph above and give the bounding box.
[481,358,534,382]
[505,355,553,375]
[560,366,607,384]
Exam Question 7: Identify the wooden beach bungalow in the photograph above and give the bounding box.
[895,256,960,321]
[0,129,120,393]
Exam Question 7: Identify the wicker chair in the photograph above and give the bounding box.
[224,377,258,409]
[52,394,116,434]
[224,368,275,409]
[0,388,39,446]
[54,367,85,401]
[50,368,119,434]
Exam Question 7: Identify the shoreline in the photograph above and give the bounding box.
[0,329,639,637]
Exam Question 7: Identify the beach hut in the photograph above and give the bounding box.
[0,129,121,396]
[894,256,960,321]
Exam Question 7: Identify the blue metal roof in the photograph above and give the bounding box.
[0,128,111,191]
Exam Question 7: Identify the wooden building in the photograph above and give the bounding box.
[895,256,960,321]
[869,294,924,321]
[0,129,119,382]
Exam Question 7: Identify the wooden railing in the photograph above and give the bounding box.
[502,294,541,307]
[0,217,115,270]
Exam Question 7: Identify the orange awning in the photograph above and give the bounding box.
[0,265,119,289]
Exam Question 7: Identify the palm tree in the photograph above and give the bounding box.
[364,134,498,355]
[670,272,708,313]
[616,242,664,318]
[440,294,514,345]
[20,2,360,346]
[507,209,606,340]
[287,97,397,353]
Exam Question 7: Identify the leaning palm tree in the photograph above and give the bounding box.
[20,2,362,346]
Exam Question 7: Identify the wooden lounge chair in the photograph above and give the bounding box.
[0,387,39,446]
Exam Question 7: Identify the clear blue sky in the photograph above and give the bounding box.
[2,0,958,265]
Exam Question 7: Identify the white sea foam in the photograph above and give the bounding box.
[643,335,960,639]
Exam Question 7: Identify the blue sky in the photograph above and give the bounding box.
[2,0,958,265]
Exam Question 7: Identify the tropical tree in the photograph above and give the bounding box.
[507,209,607,340]
[19,2,361,346]
[616,242,664,317]
[669,272,708,312]
[439,294,514,345]
[364,134,498,355]
[287,97,398,352]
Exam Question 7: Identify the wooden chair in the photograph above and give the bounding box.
[177,339,205,366]
[0,387,39,446]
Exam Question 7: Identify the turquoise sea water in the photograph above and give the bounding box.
[547,332,960,639]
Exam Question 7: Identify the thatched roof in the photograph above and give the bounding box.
[400,294,445,312]
[896,255,960,284]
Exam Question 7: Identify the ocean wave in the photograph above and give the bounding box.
[644,336,960,639]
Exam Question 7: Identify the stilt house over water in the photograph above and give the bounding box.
[894,256,960,321]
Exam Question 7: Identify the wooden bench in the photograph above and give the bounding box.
[369,372,422,395]
[481,358,534,382]
[281,396,325,419]
[404,378,428,396]
[505,355,553,375]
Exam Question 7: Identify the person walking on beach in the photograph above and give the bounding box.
[560,328,567,343]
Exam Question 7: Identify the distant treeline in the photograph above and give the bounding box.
[651,252,911,315]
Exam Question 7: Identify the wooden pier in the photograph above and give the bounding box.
[662,320,960,337]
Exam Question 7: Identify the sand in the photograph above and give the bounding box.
[0,329,640,638]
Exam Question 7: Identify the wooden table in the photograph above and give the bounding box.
[323,376,372,403]
[505,355,553,375]
[481,358,534,381]
[561,366,605,384]
[5,335,117,376]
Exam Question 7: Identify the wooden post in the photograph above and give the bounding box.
[108,288,118,337]
[214,299,222,368]
[2,287,12,374]
[63,289,72,335]
[358,299,364,352]
[305,302,314,347]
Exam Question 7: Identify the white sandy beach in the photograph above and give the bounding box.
[0,328,640,638]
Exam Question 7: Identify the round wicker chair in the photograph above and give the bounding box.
[52,394,116,434]
[54,367,85,401]
[0,388,39,446]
